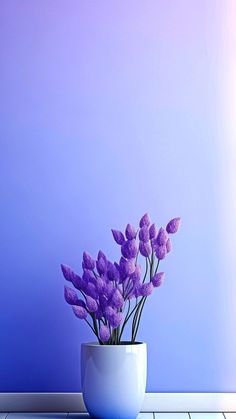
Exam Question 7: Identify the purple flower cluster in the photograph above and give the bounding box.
[61,214,181,344]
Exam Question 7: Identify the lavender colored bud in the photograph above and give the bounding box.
[111,229,125,245]
[64,286,79,305]
[139,213,151,228]
[104,306,115,321]
[85,282,98,299]
[70,274,84,291]
[156,227,168,246]
[98,250,107,260]
[95,307,103,320]
[83,269,94,282]
[86,296,98,312]
[119,257,136,278]
[155,244,166,260]
[95,276,105,293]
[125,224,137,240]
[152,272,164,287]
[139,241,152,257]
[139,226,150,243]
[110,312,123,328]
[61,264,75,282]
[99,325,110,342]
[149,223,158,239]
[166,238,172,253]
[130,264,142,282]
[166,217,181,234]
[121,239,138,259]
[96,255,107,276]
[111,288,124,309]
[139,282,154,296]
[99,294,108,312]
[83,251,95,270]
[103,280,114,298]
[107,261,120,282]
[72,305,87,319]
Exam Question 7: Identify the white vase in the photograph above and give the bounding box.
[81,341,147,419]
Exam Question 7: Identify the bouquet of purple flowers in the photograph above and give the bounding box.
[61,213,180,345]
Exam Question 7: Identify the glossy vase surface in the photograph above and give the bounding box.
[81,342,147,419]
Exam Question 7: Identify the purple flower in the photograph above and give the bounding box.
[72,305,87,319]
[110,288,124,309]
[149,223,158,239]
[64,286,79,305]
[110,311,123,328]
[104,306,115,321]
[155,244,166,260]
[107,261,120,282]
[139,213,151,228]
[84,282,98,299]
[121,239,138,259]
[166,238,172,253]
[139,241,152,257]
[95,276,105,293]
[96,251,107,275]
[99,294,108,312]
[111,229,125,245]
[119,257,136,279]
[103,280,114,298]
[139,226,150,243]
[125,224,137,240]
[139,282,153,296]
[82,269,94,282]
[156,227,168,246]
[99,325,110,342]
[86,296,98,312]
[95,307,103,320]
[130,264,142,282]
[71,274,85,291]
[152,272,164,287]
[61,264,76,282]
[83,251,95,270]
[166,217,181,234]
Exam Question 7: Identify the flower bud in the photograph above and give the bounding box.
[107,261,120,282]
[166,217,181,234]
[99,325,110,342]
[111,288,124,309]
[111,229,125,245]
[156,227,168,246]
[83,251,95,270]
[125,224,137,240]
[152,272,164,287]
[119,257,136,278]
[86,296,98,312]
[139,241,152,257]
[96,253,107,275]
[72,305,87,319]
[155,244,166,260]
[139,213,151,228]
[61,264,76,282]
[139,226,150,242]
[121,239,138,259]
[64,286,79,305]
[139,282,153,296]
[110,311,123,328]
[149,223,158,239]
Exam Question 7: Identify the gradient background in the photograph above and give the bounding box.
[0,0,236,392]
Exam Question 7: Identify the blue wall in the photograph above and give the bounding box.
[0,0,234,392]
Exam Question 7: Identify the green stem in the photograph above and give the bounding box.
[132,296,147,342]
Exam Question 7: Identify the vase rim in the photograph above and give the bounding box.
[82,341,146,347]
